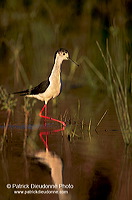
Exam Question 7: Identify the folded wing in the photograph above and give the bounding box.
[14,80,50,96]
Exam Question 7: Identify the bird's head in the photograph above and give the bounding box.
[55,48,69,61]
[54,48,79,66]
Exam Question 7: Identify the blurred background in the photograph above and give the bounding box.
[0,0,132,93]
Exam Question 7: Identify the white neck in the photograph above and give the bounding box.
[49,57,63,82]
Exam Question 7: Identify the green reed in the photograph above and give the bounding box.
[68,47,79,81]
[8,36,29,87]
[22,86,36,150]
[95,110,108,132]
[23,96,36,150]
[0,86,17,151]
[97,41,132,145]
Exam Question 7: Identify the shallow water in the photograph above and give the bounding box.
[0,94,132,200]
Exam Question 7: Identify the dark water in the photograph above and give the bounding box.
[0,94,132,200]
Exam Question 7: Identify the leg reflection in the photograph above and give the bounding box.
[35,118,71,200]
[39,126,65,150]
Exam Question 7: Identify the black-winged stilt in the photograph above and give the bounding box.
[14,48,79,126]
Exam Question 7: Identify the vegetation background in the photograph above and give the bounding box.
[0,0,132,94]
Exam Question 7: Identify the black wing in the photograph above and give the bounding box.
[13,80,50,96]
[30,80,50,94]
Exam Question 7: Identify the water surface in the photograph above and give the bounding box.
[0,94,132,200]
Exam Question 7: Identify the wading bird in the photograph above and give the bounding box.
[14,48,79,126]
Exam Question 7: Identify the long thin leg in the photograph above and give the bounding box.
[39,132,49,149]
[39,104,66,127]
[40,104,47,126]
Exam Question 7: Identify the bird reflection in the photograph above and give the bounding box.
[34,124,71,200]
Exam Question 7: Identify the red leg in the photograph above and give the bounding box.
[39,132,49,150]
[39,104,47,116]
[52,126,65,132]
[39,104,66,127]
[39,104,47,126]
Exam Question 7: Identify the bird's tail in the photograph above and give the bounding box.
[13,89,29,96]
